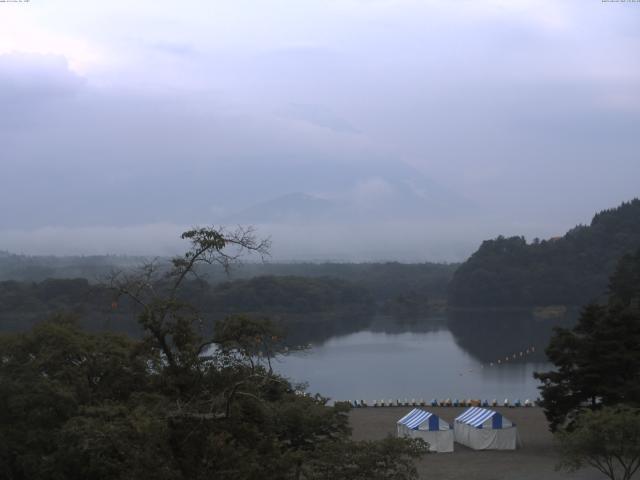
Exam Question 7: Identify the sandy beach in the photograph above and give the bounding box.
[349,406,606,480]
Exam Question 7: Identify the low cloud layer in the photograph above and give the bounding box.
[1,1,639,260]
[1,219,545,262]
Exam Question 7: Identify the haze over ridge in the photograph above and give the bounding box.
[1,0,639,260]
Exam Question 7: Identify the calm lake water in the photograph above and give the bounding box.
[275,312,567,404]
[0,306,567,405]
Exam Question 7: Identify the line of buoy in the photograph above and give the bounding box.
[458,345,538,377]
[489,346,536,368]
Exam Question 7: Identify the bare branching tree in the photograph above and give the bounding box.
[108,225,270,371]
[106,225,277,422]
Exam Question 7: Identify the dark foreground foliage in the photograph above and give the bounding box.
[535,248,640,431]
[0,317,427,480]
[0,227,428,480]
[556,406,640,480]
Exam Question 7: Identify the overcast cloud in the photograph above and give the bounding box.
[1,0,639,260]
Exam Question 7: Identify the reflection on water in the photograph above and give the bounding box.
[276,310,576,403]
[448,309,577,363]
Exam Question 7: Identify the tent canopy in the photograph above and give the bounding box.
[398,408,438,431]
[397,408,454,452]
[455,407,513,429]
[454,407,519,450]
[397,408,451,431]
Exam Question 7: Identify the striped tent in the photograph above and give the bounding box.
[454,407,520,450]
[396,408,454,453]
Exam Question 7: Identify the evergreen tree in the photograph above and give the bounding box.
[535,248,640,431]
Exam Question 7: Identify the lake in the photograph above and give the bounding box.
[0,306,567,405]
[275,311,571,404]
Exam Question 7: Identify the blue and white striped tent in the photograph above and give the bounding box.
[455,406,511,429]
[397,408,454,453]
[454,407,519,450]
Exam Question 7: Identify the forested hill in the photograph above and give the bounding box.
[448,199,640,308]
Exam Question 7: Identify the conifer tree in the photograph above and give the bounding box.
[535,248,640,431]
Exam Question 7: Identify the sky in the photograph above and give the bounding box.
[1,0,639,261]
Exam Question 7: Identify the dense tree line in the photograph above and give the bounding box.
[0,271,445,344]
[449,199,640,307]
[203,276,373,315]
[0,279,102,314]
[0,251,143,283]
[0,252,456,306]
[0,276,372,316]
[218,262,455,304]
